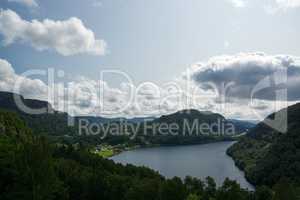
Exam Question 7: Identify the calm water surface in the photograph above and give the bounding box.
[111,141,254,190]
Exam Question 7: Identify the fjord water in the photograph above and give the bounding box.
[112,141,254,190]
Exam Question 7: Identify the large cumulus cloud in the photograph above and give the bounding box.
[0,59,48,99]
[0,58,183,117]
[0,9,106,56]
[0,53,299,120]
[190,52,300,101]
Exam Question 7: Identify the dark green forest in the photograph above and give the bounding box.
[228,103,300,199]
[0,110,296,200]
[1,92,300,199]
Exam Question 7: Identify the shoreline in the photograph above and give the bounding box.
[110,140,254,191]
[105,139,236,158]
[226,150,256,188]
[226,145,257,189]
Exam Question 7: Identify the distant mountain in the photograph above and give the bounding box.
[74,116,113,124]
[126,117,156,123]
[0,91,75,136]
[76,116,156,124]
[155,109,225,124]
[154,109,253,135]
[0,91,236,146]
[153,109,229,135]
[227,102,300,187]
[248,103,300,141]
[227,119,256,134]
[0,91,54,113]
[0,92,155,136]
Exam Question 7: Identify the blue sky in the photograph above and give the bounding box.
[1,0,299,84]
[0,0,300,119]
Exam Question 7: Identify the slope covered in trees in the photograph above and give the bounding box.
[227,103,300,188]
[0,91,75,136]
[1,109,296,200]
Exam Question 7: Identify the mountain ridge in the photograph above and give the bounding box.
[227,102,300,186]
[0,91,253,135]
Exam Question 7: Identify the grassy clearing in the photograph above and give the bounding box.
[95,148,115,158]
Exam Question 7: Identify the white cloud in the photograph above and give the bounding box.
[275,0,300,8]
[1,53,299,120]
[8,0,38,8]
[0,9,107,56]
[227,0,247,8]
[0,59,15,79]
[265,0,300,13]
[0,58,179,118]
[227,0,300,12]
[0,58,48,99]
[189,52,300,101]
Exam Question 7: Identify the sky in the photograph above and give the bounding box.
[0,0,300,120]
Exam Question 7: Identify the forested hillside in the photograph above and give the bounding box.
[0,109,285,200]
[228,103,300,190]
[0,91,76,136]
